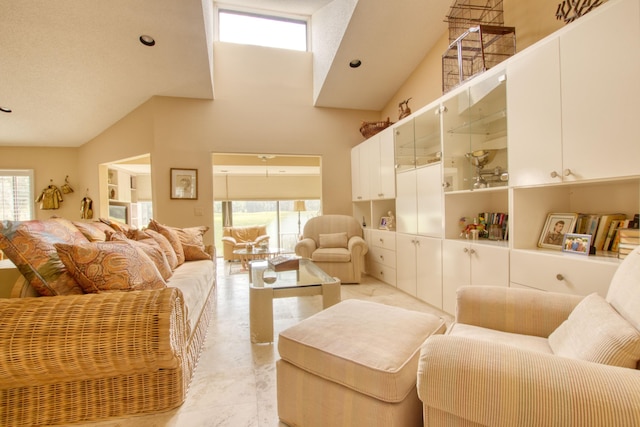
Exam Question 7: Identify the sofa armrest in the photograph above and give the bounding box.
[456,286,583,337]
[0,287,187,389]
[295,238,317,258]
[348,236,368,256]
[418,335,640,426]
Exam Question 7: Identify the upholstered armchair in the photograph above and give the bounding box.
[295,215,368,283]
[417,246,640,426]
[221,225,270,262]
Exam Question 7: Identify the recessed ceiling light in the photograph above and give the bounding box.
[349,59,362,68]
[139,35,156,47]
[0,106,12,113]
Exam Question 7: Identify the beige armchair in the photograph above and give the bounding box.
[295,215,368,283]
[417,246,640,426]
[221,225,270,262]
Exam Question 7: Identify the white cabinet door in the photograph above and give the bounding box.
[416,236,442,309]
[396,232,417,296]
[416,164,443,238]
[507,37,563,186]
[442,239,471,314]
[560,0,640,181]
[368,135,382,199]
[442,240,509,314]
[378,127,396,199]
[351,145,361,201]
[395,170,417,235]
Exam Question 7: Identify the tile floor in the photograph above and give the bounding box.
[71,258,452,427]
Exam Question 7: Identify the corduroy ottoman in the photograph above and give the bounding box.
[277,299,446,427]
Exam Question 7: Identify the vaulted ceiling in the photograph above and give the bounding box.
[0,0,450,147]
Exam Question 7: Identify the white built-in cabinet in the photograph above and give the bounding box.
[351,127,395,202]
[365,229,397,286]
[352,0,640,313]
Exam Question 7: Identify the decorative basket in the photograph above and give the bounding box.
[359,117,393,139]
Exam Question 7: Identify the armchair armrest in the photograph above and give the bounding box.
[0,287,187,389]
[221,236,237,245]
[348,236,368,257]
[418,336,640,427]
[254,235,270,245]
[456,286,583,337]
[295,238,317,258]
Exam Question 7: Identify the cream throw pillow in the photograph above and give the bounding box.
[548,293,640,368]
[318,232,348,249]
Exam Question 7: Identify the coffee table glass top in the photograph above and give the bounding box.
[233,247,280,257]
[250,258,335,289]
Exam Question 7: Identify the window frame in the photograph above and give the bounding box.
[0,169,35,221]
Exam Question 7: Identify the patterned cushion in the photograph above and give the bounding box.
[55,240,166,293]
[147,219,185,266]
[0,218,86,296]
[173,225,211,261]
[141,229,179,270]
[549,293,640,368]
[99,217,135,233]
[106,231,173,281]
[318,232,348,249]
[72,221,109,242]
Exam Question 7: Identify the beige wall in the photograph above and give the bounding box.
[0,146,81,220]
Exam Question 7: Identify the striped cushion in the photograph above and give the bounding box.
[549,293,640,368]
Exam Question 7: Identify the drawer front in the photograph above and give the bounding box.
[369,262,396,286]
[369,230,396,251]
[368,246,396,269]
[510,250,618,297]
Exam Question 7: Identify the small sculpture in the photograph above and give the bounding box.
[398,98,412,120]
[387,211,395,231]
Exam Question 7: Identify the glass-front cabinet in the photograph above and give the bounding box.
[441,66,508,192]
[394,106,441,172]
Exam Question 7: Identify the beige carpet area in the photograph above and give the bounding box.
[66,258,452,427]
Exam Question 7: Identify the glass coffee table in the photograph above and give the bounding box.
[249,258,341,343]
[231,246,281,272]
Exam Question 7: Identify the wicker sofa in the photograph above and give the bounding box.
[0,218,216,426]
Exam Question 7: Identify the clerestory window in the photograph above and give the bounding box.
[218,9,308,52]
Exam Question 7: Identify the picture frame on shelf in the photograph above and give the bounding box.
[538,213,578,250]
[379,216,390,230]
[562,233,592,255]
[170,168,197,200]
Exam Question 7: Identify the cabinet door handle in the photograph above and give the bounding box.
[379,255,384,261]
[379,238,384,243]
[357,196,362,200]
[378,193,384,197]
[556,274,564,281]
[469,249,476,254]
[563,169,573,177]
[442,181,451,188]
[463,247,469,253]
[550,171,560,178]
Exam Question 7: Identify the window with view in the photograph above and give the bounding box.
[218,9,308,52]
[0,170,34,221]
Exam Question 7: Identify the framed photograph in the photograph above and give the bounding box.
[538,213,578,250]
[562,233,592,255]
[170,168,197,200]
[379,216,390,230]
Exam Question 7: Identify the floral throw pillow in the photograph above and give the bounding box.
[0,218,86,296]
[55,240,166,293]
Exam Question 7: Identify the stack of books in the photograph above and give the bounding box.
[618,228,640,259]
[268,255,300,272]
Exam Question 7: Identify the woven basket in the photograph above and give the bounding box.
[359,117,393,139]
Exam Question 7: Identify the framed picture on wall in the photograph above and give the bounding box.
[538,213,578,250]
[170,168,197,200]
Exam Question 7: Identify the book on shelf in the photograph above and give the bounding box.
[602,219,622,252]
[593,213,626,251]
[617,228,640,259]
[574,214,601,236]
